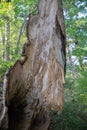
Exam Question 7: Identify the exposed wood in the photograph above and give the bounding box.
[0,0,66,130]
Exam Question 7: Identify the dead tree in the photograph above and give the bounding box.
[0,0,66,130]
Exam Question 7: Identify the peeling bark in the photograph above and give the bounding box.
[0,0,66,130]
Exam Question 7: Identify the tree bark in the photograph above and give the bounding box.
[68,45,76,79]
[0,28,5,60]
[5,20,10,61]
[16,14,28,54]
[0,0,66,130]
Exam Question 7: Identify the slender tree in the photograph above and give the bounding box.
[5,18,10,61]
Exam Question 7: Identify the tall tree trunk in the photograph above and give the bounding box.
[68,45,76,79]
[4,20,10,61]
[0,28,5,60]
[0,0,66,130]
[16,15,27,54]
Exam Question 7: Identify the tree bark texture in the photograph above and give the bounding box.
[0,0,66,130]
[5,20,10,61]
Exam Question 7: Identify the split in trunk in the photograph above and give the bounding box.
[0,0,66,130]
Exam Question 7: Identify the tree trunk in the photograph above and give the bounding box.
[16,14,27,54]
[4,20,10,61]
[0,0,66,130]
[68,45,76,79]
[0,28,5,60]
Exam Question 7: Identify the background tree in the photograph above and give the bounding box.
[0,0,38,79]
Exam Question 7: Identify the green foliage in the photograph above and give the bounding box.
[50,68,87,130]
[0,0,38,79]
[51,103,87,130]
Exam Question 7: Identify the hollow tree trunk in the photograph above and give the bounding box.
[0,0,66,130]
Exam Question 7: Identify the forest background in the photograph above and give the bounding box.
[0,0,87,130]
